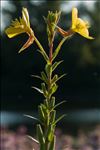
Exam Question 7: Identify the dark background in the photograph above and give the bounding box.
[1,0,100,116]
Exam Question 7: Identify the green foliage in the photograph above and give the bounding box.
[37,124,45,150]
[49,136,55,150]
[52,60,63,71]
[23,114,40,122]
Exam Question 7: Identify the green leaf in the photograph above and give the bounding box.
[49,136,56,150]
[31,74,42,80]
[50,100,66,113]
[41,83,48,97]
[38,105,45,122]
[41,104,48,114]
[37,49,49,63]
[37,124,45,150]
[41,71,48,84]
[23,114,40,122]
[45,62,52,77]
[50,110,56,123]
[52,60,63,71]
[52,74,66,85]
[57,73,66,82]
[48,130,54,142]
[52,37,68,61]
[32,86,43,94]
[54,114,66,125]
[44,99,49,108]
[46,124,54,142]
[37,124,45,142]
[51,83,58,95]
[49,96,55,108]
[27,135,39,144]
[51,75,58,85]
[53,100,66,109]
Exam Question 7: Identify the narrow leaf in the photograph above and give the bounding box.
[41,71,48,84]
[38,106,45,122]
[37,124,45,150]
[27,135,39,144]
[51,75,58,85]
[49,136,56,150]
[41,83,48,97]
[37,124,45,144]
[37,49,49,63]
[54,114,66,125]
[50,110,56,123]
[49,96,55,108]
[52,60,63,72]
[53,100,66,109]
[50,100,66,112]
[52,74,66,84]
[45,62,52,77]
[57,73,66,81]
[31,74,42,80]
[49,83,58,96]
[32,86,43,94]
[46,124,54,142]
[23,114,40,122]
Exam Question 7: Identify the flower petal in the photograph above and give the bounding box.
[76,18,87,28]
[72,7,78,29]
[74,28,94,39]
[22,7,30,27]
[5,26,25,38]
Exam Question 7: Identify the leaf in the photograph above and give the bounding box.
[32,86,43,94]
[41,71,48,84]
[38,105,45,122]
[46,124,54,142]
[44,99,49,108]
[49,96,55,108]
[52,37,68,61]
[31,74,42,80]
[52,74,66,84]
[54,114,66,125]
[50,110,56,123]
[49,83,58,96]
[51,75,58,85]
[23,114,40,122]
[37,124,45,145]
[49,136,56,150]
[53,100,66,109]
[27,135,39,144]
[45,62,52,77]
[41,83,48,97]
[56,73,66,82]
[52,60,63,72]
[50,100,66,113]
[37,49,49,63]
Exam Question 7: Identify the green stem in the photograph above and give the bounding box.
[44,33,55,150]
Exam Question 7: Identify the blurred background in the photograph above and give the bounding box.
[1,0,100,150]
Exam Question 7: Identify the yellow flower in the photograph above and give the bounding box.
[5,7,34,53]
[71,7,94,39]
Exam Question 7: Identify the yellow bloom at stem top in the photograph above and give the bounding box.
[5,7,34,53]
[56,7,94,40]
[71,7,94,39]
